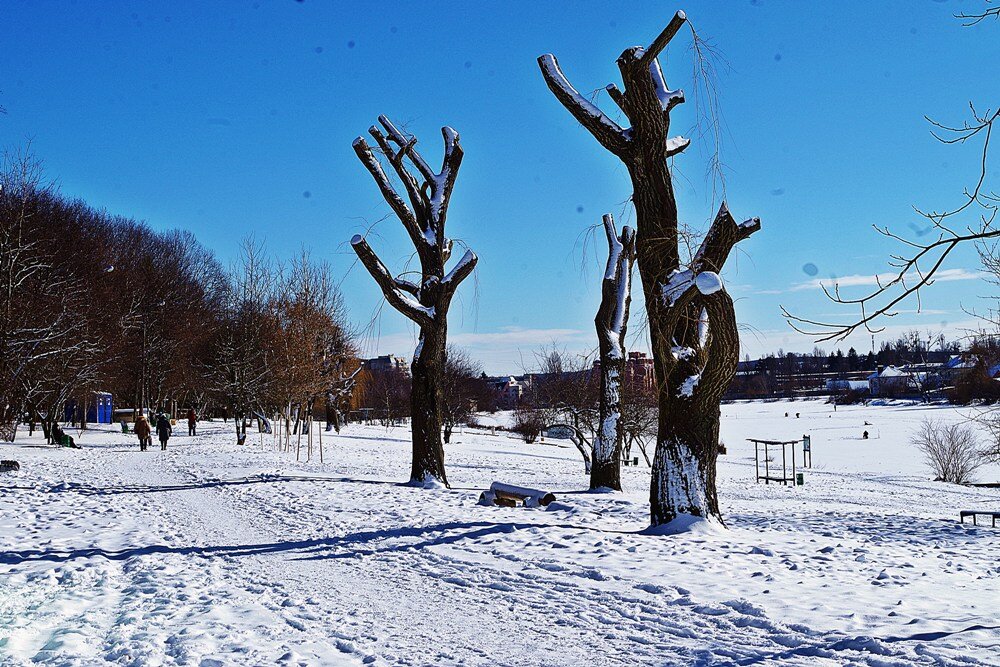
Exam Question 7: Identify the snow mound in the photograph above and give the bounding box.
[643,513,723,536]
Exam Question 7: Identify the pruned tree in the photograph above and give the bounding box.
[539,11,760,525]
[591,214,636,491]
[350,116,478,487]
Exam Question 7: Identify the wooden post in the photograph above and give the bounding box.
[754,441,759,482]
[764,442,770,484]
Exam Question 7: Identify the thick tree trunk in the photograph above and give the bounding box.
[650,400,722,524]
[409,327,448,486]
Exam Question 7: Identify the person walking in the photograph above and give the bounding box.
[155,413,172,451]
[187,408,197,436]
[135,414,152,451]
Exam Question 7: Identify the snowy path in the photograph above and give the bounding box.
[2,402,999,665]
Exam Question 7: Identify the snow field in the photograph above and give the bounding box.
[0,399,997,666]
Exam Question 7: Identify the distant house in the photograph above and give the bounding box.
[365,354,409,375]
[868,366,917,397]
[939,355,977,383]
[484,375,529,408]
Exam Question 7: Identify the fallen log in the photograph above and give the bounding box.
[479,482,556,508]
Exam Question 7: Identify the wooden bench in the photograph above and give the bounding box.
[622,456,640,466]
[960,511,1000,527]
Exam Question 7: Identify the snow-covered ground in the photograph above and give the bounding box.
[1,399,998,666]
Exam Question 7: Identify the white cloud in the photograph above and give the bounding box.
[790,268,984,292]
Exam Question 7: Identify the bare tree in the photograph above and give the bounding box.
[213,238,278,442]
[524,347,599,473]
[441,346,487,444]
[591,214,636,490]
[350,116,477,487]
[913,419,986,484]
[621,372,657,467]
[539,12,760,525]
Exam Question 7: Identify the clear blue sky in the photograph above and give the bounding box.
[2,0,998,373]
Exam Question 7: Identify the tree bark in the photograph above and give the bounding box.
[409,326,448,485]
[591,214,635,491]
[539,11,760,526]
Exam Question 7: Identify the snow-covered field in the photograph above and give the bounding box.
[1,400,998,666]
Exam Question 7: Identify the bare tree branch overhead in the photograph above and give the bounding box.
[784,14,999,343]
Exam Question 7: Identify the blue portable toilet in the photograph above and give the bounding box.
[91,392,113,424]
[65,392,114,424]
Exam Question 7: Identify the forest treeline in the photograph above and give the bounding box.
[0,150,495,443]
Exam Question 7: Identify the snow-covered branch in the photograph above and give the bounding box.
[442,248,478,289]
[538,54,630,156]
[352,137,421,243]
[350,235,435,327]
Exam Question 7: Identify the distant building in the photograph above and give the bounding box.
[484,375,529,408]
[591,351,655,389]
[625,351,655,389]
[365,355,409,375]
[868,366,918,397]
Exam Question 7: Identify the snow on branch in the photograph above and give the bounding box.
[352,137,421,242]
[599,213,636,346]
[660,202,757,311]
[641,10,688,66]
[649,58,685,113]
[666,136,690,156]
[442,248,478,288]
[430,126,463,228]
[694,202,760,272]
[538,54,630,156]
[350,234,435,327]
[378,115,435,183]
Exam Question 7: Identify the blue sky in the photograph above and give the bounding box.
[2,0,998,373]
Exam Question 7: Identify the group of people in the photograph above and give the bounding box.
[133,409,197,451]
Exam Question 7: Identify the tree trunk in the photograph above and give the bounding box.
[409,327,448,486]
[591,214,635,491]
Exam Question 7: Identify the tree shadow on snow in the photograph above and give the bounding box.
[0,519,553,566]
[727,623,1000,666]
[10,474,406,496]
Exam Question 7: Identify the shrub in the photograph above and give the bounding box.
[512,406,544,444]
[912,419,986,484]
